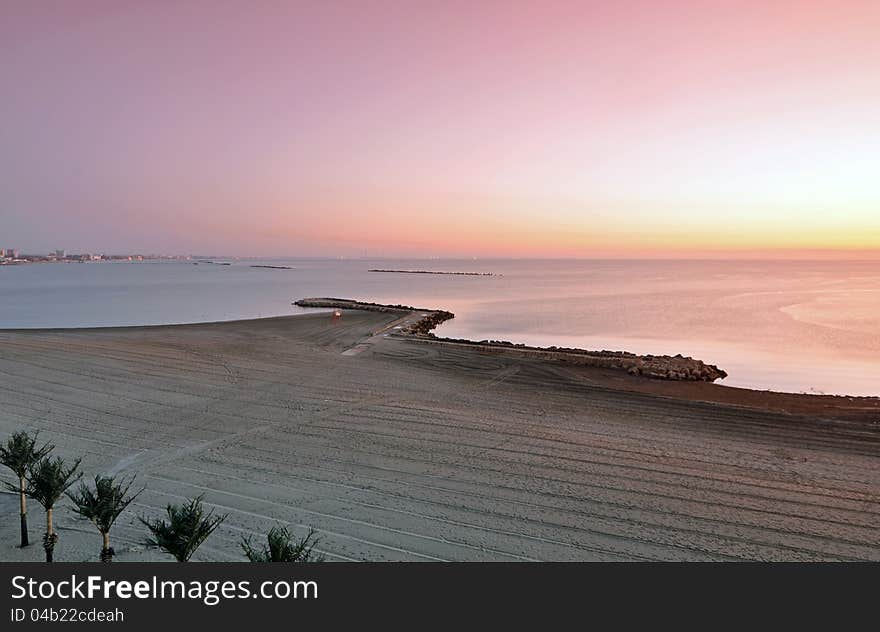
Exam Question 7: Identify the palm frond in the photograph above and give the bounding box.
[68,474,143,533]
[140,495,227,562]
[0,431,54,479]
[24,456,82,510]
[241,526,325,562]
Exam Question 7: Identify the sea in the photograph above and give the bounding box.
[2,258,878,396]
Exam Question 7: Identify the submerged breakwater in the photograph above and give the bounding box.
[368,269,496,276]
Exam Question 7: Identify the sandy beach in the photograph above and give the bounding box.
[1,309,879,561]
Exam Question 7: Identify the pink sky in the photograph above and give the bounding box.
[2,1,879,257]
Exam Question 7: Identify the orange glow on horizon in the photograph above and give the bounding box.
[3,1,879,257]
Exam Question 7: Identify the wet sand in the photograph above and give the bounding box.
[0,311,878,561]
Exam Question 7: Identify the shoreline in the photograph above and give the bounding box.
[2,301,879,561]
[291,298,879,420]
[3,302,879,408]
[0,312,320,334]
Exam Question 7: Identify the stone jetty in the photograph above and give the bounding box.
[293,298,727,382]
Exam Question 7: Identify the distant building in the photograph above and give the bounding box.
[55,249,66,258]
[4,248,20,258]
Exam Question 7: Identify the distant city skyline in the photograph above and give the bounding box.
[4,243,880,261]
[2,2,879,258]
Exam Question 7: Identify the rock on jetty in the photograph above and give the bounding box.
[426,337,727,382]
[294,298,455,333]
[293,298,727,382]
[295,297,433,313]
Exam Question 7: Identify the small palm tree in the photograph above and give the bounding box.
[24,456,82,562]
[241,526,326,562]
[0,431,54,547]
[68,475,143,562]
[140,495,226,562]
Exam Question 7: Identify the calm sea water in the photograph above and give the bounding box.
[2,259,878,396]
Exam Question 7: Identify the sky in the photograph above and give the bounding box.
[1,0,879,258]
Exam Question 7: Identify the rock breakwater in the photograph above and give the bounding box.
[293,298,727,382]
